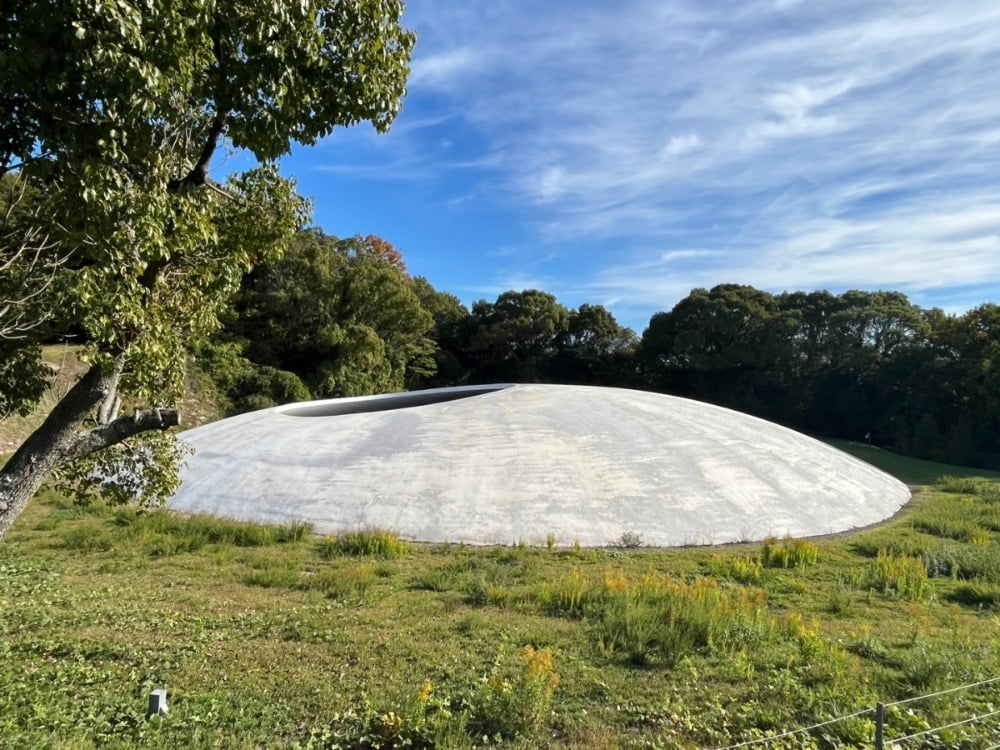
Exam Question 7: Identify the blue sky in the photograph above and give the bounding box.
[279,0,1000,332]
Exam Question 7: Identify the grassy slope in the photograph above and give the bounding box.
[827,438,1000,485]
[4,374,1000,748]
[0,344,88,453]
[4,463,1000,747]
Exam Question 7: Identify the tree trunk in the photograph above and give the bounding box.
[0,360,179,540]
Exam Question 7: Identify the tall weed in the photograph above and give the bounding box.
[860,551,928,600]
[708,554,763,584]
[760,536,819,568]
[539,568,773,667]
[318,528,409,559]
[936,475,995,495]
[475,645,560,738]
[910,498,991,544]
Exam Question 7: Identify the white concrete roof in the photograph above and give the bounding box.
[169,384,910,547]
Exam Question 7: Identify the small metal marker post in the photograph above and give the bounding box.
[874,701,885,750]
[147,689,169,717]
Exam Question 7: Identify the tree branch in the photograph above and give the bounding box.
[169,113,228,191]
[66,407,180,461]
[168,26,231,192]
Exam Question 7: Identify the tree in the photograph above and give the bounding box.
[637,285,797,418]
[409,276,471,388]
[0,0,415,539]
[551,304,638,385]
[0,174,68,419]
[219,229,434,400]
[466,290,571,382]
[0,175,65,344]
[890,304,1000,467]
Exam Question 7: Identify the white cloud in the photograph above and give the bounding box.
[534,166,569,202]
[659,249,724,264]
[587,196,1000,314]
[408,47,481,88]
[346,1,1000,320]
[661,134,701,157]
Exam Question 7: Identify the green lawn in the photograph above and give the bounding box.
[827,438,1000,486]
[3,456,1000,748]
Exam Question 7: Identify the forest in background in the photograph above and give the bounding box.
[198,228,1000,471]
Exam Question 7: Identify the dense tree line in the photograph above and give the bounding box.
[209,248,998,470]
[637,285,999,469]
[202,229,639,411]
[201,229,435,411]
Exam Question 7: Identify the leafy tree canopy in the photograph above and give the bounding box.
[218,229,435,401]
[0,0,415,539]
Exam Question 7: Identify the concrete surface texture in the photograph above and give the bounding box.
[169,384,911,547]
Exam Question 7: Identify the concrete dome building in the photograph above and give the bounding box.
[169,384,910,547]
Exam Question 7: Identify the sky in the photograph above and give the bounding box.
[280,0,1000,332]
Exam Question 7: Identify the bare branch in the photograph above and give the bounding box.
[0,178,71,339]
[0,152,54,177]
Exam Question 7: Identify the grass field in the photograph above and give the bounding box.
[4,442,1000,748]
[827,438,1000,486]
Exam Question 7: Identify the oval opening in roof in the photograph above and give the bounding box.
[275,384,514,417]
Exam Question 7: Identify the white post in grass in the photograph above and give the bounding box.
[147,689,169,717]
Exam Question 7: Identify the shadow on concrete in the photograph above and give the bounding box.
[275,384,513,417]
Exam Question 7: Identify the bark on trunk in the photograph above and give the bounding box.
[0,360,179,540]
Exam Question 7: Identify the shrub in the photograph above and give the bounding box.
[616,531,644,548]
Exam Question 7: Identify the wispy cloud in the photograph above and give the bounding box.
[408,47,482,87]
[306,1,1000,324]
[661,134,701,157]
